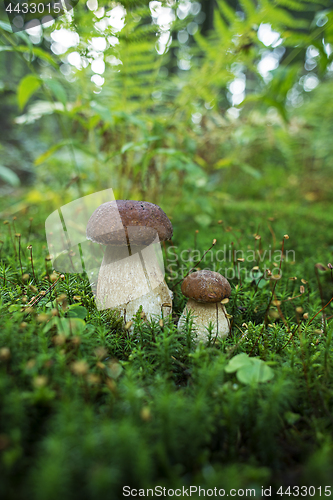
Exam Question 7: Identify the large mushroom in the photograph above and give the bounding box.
[178,270,231,342]
[86,200,173,323]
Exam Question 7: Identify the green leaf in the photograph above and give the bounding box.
[237,359,274,385]
[15,31,33,53]
[154,148,179,156]
[17,74,41,110]
[194,214,212,227]
[0,21,12,32]
[225,354,274,384]
[1,45,58,67]
[45,79,67,106]
[27,46,58,67]
[90,101,113,124]
[257,279,269,288]
[34,140,71,166]
[57,317,86,335]
[240,163,262,179]
[224,353,252,373]
[106,361,123,380]
[8,304,22,312]
[0,165,20,187]
[284,411,301,425]
[121,142,136,154]
[43,317,57,333]
[244,272,263,284]
[120,136,160,154]
[67,305,88,320]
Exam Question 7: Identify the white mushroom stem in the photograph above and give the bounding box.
[96,243,172,322]
[178,299,230,343]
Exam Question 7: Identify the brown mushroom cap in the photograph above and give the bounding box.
[86,200,173,245]
[181,270,231,303]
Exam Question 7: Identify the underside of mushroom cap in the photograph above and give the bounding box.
[86,200,173,246]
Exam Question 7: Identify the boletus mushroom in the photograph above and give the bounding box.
[86,200,173,323]
[178,270,231,342]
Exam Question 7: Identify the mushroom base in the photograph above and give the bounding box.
[114,281,172,324]
[178,299,230,343]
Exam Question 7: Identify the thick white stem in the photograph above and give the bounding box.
[178,298,230,343]
[96,243,172,321]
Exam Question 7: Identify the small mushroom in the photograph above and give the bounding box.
[86,200,173,323]
[178,270,231,342]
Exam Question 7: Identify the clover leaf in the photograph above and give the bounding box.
[225,353,274,385]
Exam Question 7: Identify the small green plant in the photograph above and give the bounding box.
[224,352,274,385]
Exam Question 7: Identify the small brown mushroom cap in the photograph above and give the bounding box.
[181,270,231,303]
[86,200,173,246]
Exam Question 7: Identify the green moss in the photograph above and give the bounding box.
[1,203,333,499]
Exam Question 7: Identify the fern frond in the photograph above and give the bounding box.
[239,0,257,17]
[260,2,309,30]
[282,31,313,47]
[217,0,238,25]
[213,9,230,40]
[193,31,215,55]
[274,0,314,11]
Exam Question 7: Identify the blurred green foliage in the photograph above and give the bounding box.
[1,0,333,213]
